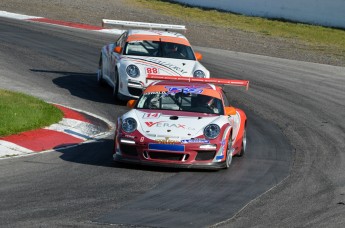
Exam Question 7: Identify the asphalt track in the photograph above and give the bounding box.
[0,17,344,227]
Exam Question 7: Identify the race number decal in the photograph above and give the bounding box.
[146,67,159,74]
[143,112,161,119]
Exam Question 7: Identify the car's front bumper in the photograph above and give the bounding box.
[114,153,226,170]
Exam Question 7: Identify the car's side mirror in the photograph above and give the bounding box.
[127,100,136,109]
[114,46,122,54]
[224,106,237,116]
[194,52,203,61]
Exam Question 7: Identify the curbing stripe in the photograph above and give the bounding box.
[0,10,42,20]
[0,104,113,159]
[0,140,33,158]
[0,10,122,34]
[0,12,119,159]
[46,118,99,140]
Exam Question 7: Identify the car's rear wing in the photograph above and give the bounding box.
[146,74,249,90]
[102,19,186,32]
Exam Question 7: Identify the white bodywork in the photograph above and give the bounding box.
[121,109,241,142]
[98,29,210,100]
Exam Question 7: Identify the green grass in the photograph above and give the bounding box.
[0,90,63,137]
[131,0,345,54]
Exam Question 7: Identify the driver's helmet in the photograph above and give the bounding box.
[164,43,178,53]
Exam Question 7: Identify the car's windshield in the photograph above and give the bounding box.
[136,91,224,114]
[123,41,195,60]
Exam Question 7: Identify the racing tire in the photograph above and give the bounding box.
[237,127,247,157]
[225,136,233,168]
[97,55,105,86]
[112,69,120,100]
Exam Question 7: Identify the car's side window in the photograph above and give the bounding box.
[116,33,127,47]
[221,90,230,107]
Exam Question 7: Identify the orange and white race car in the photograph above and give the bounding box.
[113,75,248,169]
[97,20,210,101]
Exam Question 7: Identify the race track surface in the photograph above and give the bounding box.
[0,17,344,227]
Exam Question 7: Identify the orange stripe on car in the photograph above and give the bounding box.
[126,35,191,46]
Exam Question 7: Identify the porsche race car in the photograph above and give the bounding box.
[113,75,249,169]
[97,20,210,101]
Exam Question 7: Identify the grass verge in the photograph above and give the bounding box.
[0,90,63,137]
[131,0,345,55]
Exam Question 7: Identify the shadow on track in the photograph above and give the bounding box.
[30,69,126,106]
[54,138,223,173]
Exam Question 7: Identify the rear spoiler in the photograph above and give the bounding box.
[102,19,186,32]
[147,74,249,90]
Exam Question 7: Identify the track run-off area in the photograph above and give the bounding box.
[0,14,345,227]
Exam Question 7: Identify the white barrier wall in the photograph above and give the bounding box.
[171,0,345,29]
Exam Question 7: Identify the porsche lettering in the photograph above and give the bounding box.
[155,137,180,144]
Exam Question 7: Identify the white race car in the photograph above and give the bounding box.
[97,20,210,101]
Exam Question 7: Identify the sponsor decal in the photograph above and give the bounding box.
[155,137,179,144]
[165,86,204,95]
[142,112,161,119]
[145,121,194,130]
[146,58,188,74]
[149,143,185,152]
[181,139,210,144]
[221,140,226,146]
[144,91,167,95]
[125,57,187,75]
[124,134,135,139]
[145,121,164,127]
[216,155,224,160]
[140,137,145,142]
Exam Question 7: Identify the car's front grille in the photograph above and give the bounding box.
[120,144,138,156]
[195,150,216,161]
[148,152,187,161]
[128,87,143,96]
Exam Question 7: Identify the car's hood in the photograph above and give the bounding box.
[121,56,204,77]
[131,109,221,140]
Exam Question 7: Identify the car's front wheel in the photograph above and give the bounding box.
[112,69,120,100]
[237,127,247,157]
[225,136,233,168]
[97,55,105,86]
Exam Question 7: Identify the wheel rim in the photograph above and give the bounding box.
[113,70,119,97]
[226,138,232,168]
[242,130,247,153]
[97,67,102,82]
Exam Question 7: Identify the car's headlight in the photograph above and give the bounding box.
[193,70,205,78]
[204,124,220,139]
[126,65,140,78]
[122,118,137,133]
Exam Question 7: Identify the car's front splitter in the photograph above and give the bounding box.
[113,153,226,170]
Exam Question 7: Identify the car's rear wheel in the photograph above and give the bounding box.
[226,136,233,168]
[237,127,247,157]
[112,69,119,100]
[97,55,105,86]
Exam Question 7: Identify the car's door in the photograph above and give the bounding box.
[222,90,240,141]
[110,32,127,85]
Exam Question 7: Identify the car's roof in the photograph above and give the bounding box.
[144,81,222,99]
[126,29,190,46]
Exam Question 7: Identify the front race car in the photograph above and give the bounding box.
[113,109,231,169]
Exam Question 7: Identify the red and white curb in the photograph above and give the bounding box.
[0,104,114,159]
[0,11,118,158]
[0,10,123,34]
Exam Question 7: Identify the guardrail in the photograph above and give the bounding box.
[170,0,345,29]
